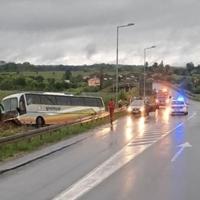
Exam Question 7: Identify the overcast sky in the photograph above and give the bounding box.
[0,0,200,66]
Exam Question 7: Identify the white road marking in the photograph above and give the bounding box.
[145,135,163,139]
[143,133,164,137]
[128,142,154,146]
[53,145,148,200]
[131,138,158,142]
[53,112,196,200]
[187,112,196,121]
[171,142,192,162]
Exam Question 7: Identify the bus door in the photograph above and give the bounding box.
[18,95,26,115]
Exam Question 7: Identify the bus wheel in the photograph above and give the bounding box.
[36,117,45,127]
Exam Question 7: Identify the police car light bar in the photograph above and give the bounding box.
[177,96,185,101]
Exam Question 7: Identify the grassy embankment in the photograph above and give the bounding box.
[0,111,127,162]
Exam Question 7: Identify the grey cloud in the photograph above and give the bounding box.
[0,0,200,65]
[0,0,130,31]
[84,43,97,59]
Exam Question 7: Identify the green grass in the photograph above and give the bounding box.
[0,71,91,82]
[0,126,29,137]
[0,111,127,161]
[0,71,64,81]
[0,90,16,101]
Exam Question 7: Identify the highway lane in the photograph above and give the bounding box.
[0,85,199,200]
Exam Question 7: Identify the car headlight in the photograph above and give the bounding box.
[127,106,132,112]
[166,99,170,104]
[140,106,144,112]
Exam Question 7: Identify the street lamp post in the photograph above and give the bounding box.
[143,45,156,101]
[116,23,134,105]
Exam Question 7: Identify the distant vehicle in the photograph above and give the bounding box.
[129,78,159,116]
[127,99,158,116]
[170,97,188,115]
[127,100,145,115]
[156,89,170,107]
[1,92,105,126]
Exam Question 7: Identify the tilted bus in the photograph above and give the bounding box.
[1,92,105,126]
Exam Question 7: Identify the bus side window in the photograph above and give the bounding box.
[19,95,26,115]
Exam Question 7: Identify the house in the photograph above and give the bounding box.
[88,76,100,87]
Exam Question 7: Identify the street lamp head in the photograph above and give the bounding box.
[118,23,135,28]
[145,45,157,50]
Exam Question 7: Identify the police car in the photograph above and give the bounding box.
[170,97,188,115]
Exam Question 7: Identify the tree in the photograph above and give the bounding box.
[164,64,172,74]
[70,75,83,88]
[158,60,164,73]
[35,75,44,82]
[99,68,104,90]
[75,74,83,82]
[192,65,200,74]
[15,76,26,87]
[193,85,200,94]
[63,70,72,80]
[54,82,65,91]
[47,78,55,85]
[0,79,14,90]
[152,62,158,72]
[186,62,195,74]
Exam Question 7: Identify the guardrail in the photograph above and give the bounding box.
[0,109,125,146]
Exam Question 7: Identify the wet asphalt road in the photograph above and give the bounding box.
[0,85,200,200]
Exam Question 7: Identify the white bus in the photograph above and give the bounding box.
[1,92,105,126]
